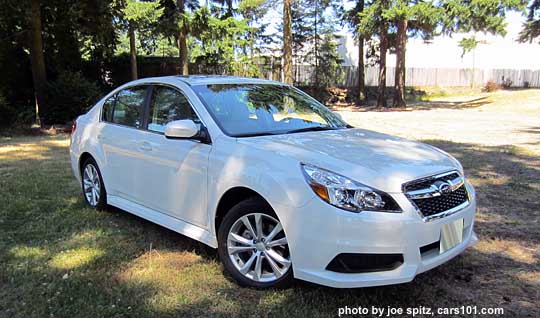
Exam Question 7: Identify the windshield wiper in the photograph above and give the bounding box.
[234,131,281,137]
[285,126,341,134]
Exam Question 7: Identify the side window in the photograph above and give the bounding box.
[147,86,200,133]
[101,95,116,122]
[113,86,147,128]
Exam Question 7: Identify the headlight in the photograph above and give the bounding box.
[301,164,401,213]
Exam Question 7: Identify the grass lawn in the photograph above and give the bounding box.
[1,89,539,317]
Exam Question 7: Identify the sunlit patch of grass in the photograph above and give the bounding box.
[49,247,104,270]
[10,245,48,260]
[514,271,540,286]
[476,239,538,264]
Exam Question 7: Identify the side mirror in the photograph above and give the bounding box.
[164,120,199,139]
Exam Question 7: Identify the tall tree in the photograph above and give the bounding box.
[317,33,344,87]
[393,17,407,107]
[238,0,271,61]
[358,0,389,106]
[519,0,540,43]
[377,20,388,107]
[300,0,340,87]
[191,5,254,75]
[283,0,293,83]
[158,0,199,75]
[345,0,367,101]
[383,0,441,107]
[122,0,163,80]
[28,0,47,126]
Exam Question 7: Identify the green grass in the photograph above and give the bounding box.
[1,135,539,317]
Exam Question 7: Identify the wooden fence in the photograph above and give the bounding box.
[118,57,540,88]
[276,65,540,88]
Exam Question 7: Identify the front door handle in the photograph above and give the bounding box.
[138,141,152,152]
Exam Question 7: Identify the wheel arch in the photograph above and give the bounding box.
[214,187,273,235]
[78,152,96,178]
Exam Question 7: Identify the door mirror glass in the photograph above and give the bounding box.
[164,120,199,139]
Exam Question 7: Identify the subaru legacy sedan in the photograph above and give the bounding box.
[70,76,478,288]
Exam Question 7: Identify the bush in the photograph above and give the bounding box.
[45,71,103,124]
[483,80,501,92]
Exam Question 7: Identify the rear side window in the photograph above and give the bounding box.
[147,86,200,133]
[113,86,148,128]
[102,95,116,122]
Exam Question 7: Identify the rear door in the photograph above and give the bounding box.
[134,85,211,228]
[99,85,150,200]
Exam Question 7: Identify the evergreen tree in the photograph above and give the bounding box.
[317,34,344,87]
[344,0,367,101]
[519,0,540,43]
[283,0,293,83]
[238,0,274,65]
[122,0,163,80]
[158,0,199,75]
[300,0,342,87]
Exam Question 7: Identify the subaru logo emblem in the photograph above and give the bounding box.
[432,181,452,195]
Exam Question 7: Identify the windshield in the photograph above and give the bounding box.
[192,84,349,137]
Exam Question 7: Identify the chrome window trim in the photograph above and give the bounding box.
[98,82,210,134]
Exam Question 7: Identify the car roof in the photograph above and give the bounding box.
[131,75,287,87]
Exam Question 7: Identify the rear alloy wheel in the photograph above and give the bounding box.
[81,158,107,210]
[218,198,293,288]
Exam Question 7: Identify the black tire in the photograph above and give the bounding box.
[81,157,107,210]
[217,197,293,289]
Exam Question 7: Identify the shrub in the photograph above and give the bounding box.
[502,78,513,89]
[483,80,501,92]
[45,71,103,124]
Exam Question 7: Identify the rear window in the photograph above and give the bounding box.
[102,95,116,122]
[111,86,148,128]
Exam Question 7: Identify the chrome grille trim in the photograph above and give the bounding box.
[405,175,464,200]
[403,170,470,222]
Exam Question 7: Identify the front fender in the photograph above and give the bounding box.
[207,139,315,234]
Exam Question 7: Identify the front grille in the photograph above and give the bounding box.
[412,185,468,216]
[404,171,469,218]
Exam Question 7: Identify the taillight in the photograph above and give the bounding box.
[71,121,77,134]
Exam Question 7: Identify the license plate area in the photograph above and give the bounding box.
[440,218,464,254]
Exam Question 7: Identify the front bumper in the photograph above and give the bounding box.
[276,182,477,288]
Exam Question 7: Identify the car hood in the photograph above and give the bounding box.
[237,128,461,193]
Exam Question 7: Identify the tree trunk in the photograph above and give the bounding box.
[128,24,138,80]
[357,37,366,102]
[177,0,188,75]
[28,0,47,126]
[314,6,319,88]
[178,28,188,75]
[282,0,293,84]
[377,21,388,107]
[357,0,366,102]
[393,18,407,107]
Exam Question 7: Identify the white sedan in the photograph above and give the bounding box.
[70,76,478,288]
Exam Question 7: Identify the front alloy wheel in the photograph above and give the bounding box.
[218,198,293,288]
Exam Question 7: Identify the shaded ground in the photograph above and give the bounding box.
[1,89,539,317]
